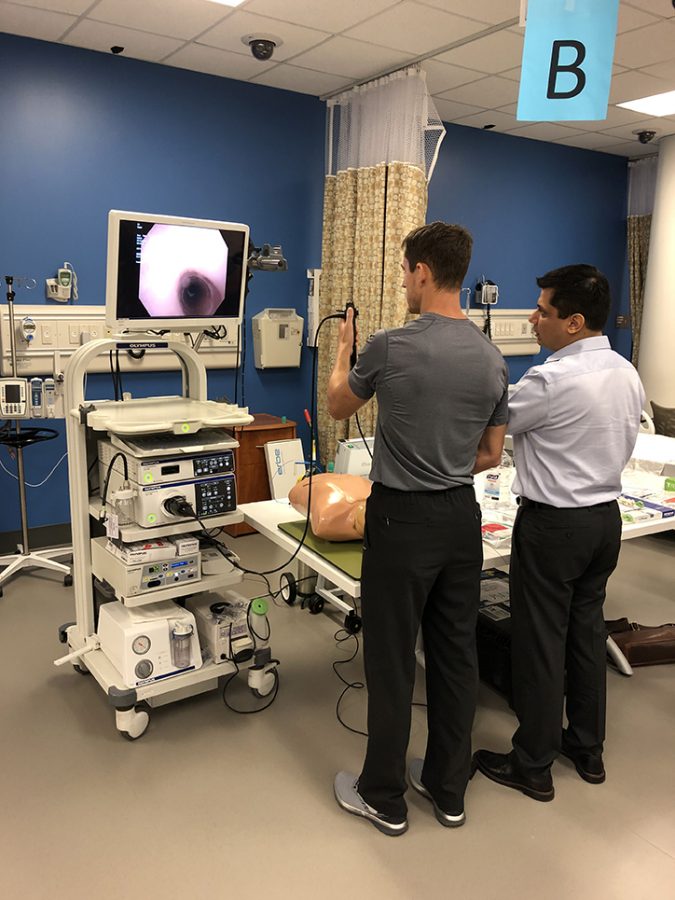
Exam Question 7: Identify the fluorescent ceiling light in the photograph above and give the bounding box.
[205,0,246,7]
[618,90,675,117]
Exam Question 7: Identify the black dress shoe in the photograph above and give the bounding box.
[559,746,606,784]
[472,750,554,802]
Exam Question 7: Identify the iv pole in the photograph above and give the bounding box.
[0,275,72,597]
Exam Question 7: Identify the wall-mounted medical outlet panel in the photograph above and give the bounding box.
[0,305,240,376]
[467,309,539,356]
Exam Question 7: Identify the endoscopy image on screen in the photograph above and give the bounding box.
[116,220,246,320]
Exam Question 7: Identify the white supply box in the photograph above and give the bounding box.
[252,308,303,369]
[91,537,201,600]
[334,437,374,477]
[97,600,202,688]
[264,438,305,499]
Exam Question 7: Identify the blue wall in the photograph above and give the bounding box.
[0,33,325,532]
[0,33,629,532]
[428,123,630,381]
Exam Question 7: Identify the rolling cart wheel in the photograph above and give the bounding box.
[0,587,3,598]
[118,706,150,741]
[72,662,90,675]
[307,595,325,615]
[63,574,73,588]
[344,611,362,634]
[279,572,297,606]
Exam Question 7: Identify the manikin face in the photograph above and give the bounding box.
[401,256,422,313]
[529,287,580,352]
[138,224,228,317]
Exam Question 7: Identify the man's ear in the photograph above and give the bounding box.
[567,312,586,334]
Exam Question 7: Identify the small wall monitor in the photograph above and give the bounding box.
[105,210,249,333]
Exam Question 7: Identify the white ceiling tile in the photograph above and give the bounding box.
[438,74,519,107]
[64,20,185,61]
[610,69,673,103]
[553,131,629,149]
[594,142,638,157]
[291,36,414,80]
[600,117,675,142]
[436,28,523,73]
[641,59,675,87]
[422,59,486,94]
[433,96,485,122]
[453,108,518,131]
[344,1,488,55]
[198,10,329,61]
[5,0,90,12]
[90,0,230,40]
[250,63,351,95]
[621,0,674,18]
[414,0,521,25]
[507,122,586,141]
[614,21,675,69]
[555,104,657,131]
[163,42,274,79]
[243,0,397,34]
[0,2,75,40]
[617,4,660,33]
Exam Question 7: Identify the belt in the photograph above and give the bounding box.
[517,496,616,511]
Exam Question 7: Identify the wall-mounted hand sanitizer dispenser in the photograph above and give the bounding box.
[252,308,303,369]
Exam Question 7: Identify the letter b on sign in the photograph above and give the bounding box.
[517,0,619,122]
[547,40,586,100]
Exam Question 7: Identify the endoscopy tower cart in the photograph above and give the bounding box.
[57,337,278,738]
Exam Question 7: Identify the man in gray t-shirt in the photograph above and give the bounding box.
[328,222,508,837]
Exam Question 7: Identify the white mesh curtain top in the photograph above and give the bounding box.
[628,156,658,217]
[327,66,445,179]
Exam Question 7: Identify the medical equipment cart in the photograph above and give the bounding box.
[56,337,278,738]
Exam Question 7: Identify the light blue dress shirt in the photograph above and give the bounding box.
[509,336,646,508]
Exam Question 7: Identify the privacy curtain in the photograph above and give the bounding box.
[316,67,445,468]
[627,156,657,369]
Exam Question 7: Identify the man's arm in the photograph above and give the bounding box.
[327,307,368,421]
[473,424,507,474]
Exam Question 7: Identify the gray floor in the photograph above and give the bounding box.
[0,532,674,900]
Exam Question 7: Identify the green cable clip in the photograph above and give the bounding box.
[251,597,269,616]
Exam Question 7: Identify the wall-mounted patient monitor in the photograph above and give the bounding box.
[105,210,249,334]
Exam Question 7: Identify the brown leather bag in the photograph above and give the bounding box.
[606,620,675,667]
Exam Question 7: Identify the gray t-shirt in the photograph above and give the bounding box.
[348,313,509,491]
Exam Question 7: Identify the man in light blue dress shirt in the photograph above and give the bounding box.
[474,264,645,802]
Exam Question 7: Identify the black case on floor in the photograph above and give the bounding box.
[477,569,513,706]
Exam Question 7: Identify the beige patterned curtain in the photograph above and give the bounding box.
[627,156,657,369]
[316,65,444,468]
[627,215,651,369]
[317,164,427,466]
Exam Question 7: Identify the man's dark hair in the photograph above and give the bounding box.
[537,264,610,331]
[402,222,473,290]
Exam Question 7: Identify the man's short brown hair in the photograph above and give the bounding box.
[402,222,473,290]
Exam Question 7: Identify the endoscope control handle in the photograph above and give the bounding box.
[342,302,359,369]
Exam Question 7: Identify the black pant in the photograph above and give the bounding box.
[509,502,622,772]
[357,482,483,819]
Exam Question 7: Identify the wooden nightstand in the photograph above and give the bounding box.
[225,414,298,537]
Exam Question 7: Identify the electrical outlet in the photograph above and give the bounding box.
[68,324,81,345]
[41,323,54,345]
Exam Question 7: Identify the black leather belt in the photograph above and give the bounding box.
[518,496,616,511]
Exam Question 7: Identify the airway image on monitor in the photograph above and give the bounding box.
[116,220,245,320]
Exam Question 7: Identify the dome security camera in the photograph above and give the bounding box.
[242,33,282,61]
[634,130,657,144]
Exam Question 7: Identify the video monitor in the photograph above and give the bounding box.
[105,210,249,333]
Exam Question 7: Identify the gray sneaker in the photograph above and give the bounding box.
[408,759,466,828]
[333,772,408,836]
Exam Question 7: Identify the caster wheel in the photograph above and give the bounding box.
[118,706,150,740]
[344,611,362,634]
[63,574,73,587]
[0,588,3,598]
[279,572,297,606]
[72,662,90,675]
[307,595,325,615]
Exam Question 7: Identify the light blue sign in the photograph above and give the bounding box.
[517,0,620,121]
